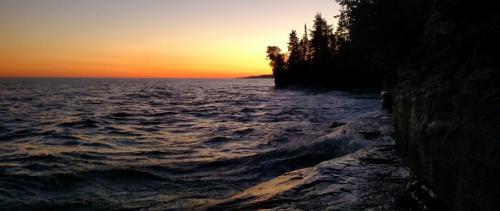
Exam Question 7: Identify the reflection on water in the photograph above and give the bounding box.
[0,78,379,209]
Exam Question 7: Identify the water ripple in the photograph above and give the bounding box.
[0,78,380,209]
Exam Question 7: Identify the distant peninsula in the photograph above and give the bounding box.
[237,74,273,79]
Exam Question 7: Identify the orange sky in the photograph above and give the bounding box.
[0,0,339,78]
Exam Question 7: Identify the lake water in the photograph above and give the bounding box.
[0,78,380,210]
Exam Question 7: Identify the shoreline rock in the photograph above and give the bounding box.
[392,0,500,210]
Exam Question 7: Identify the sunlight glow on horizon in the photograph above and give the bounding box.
[0,0,340,78]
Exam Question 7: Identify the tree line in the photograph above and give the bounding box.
[267,0,427,89]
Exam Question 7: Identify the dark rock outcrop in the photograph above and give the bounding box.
[392,0,500,210]
[381,91,393,113]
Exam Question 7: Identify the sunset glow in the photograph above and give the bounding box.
[0,0,339,78]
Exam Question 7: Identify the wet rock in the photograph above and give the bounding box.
[381,91,393,113]
[399,177,447,211]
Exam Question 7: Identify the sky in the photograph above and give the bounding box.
[0,0,340,78]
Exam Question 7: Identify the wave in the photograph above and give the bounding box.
[0,78,382,210]
[233,127,255,135]
[190,112,394,181]
[109,112,135,118]
[204,146,408,210]
[203,136,233,146]
[58,119,99,129]
[203,113,405,210]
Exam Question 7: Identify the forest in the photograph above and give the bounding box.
[267,0,427,89]
[267,0,500,210]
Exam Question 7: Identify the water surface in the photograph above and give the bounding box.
[0,78,379,209]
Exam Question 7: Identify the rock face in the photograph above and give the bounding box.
[392,0,500,210]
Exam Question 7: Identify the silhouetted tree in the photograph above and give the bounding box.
[309,14,333,70]
[266,46,288,87]
[299,24,310,64]
[287,30,301,74]
[266,1,426,88]
[329,30,338,55]
[334,0,427,88]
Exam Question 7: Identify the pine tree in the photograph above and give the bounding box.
[287,30,301,72]
[299,24,310,63]
[309,13,333,69]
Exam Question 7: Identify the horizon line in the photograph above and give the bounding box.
[0,76,273,80]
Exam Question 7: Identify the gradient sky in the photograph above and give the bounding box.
[0,0,340,78]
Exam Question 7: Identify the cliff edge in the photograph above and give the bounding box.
[392,0,500,210]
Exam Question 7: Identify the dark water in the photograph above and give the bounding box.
[0,78,380,210]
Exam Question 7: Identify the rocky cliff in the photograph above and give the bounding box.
[392,0,500,210]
